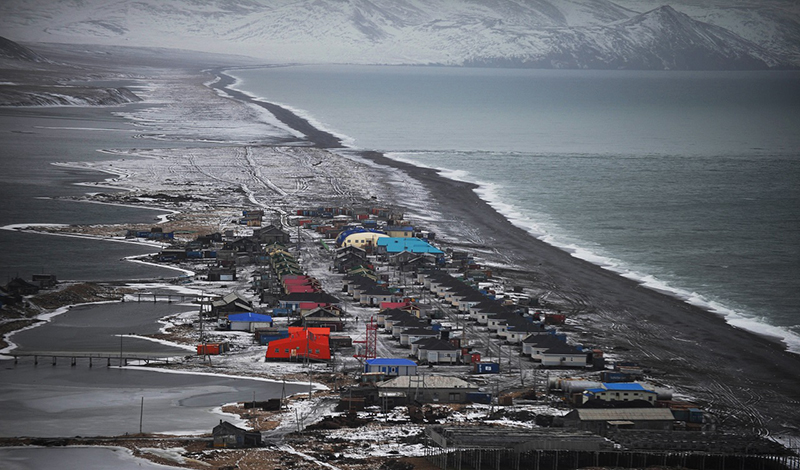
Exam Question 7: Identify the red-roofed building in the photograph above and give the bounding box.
[265,327,331,361]
[380,301,410,311]
[285,284,318,294]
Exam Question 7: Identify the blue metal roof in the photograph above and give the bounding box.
[376,237,444,254]
[228,312,273,322]
[601,383,651,392]
[366,358,418,366]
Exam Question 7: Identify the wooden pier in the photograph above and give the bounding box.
[131,293,198,303]
[10,352,181,368]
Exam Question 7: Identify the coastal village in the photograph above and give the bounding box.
[5,200,795,470]
[0,36,798,469]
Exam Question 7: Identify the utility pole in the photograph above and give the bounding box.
[139,397,144,434]
[281,378,287,410]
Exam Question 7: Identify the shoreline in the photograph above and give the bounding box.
[212,70,344,149]
[212,71,800,438]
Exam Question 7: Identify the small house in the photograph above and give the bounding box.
[399,327,439,347]
[365,358,418,377]
[212,421,262,448]
[253,225,291,244]
[211,292,253,317]
[279,292,340,312]
[384,225,414,238]
[31,274,57,289]
[207,267,237,282]
[360,284,396,307]
[414,338,462,364]
[4,278,39,296]
[226,312,273,332]
[289,306,344,331]
[524,334,589,368]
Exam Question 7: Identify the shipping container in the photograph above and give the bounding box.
[672,409,690,422]
[197,342,229,355]
[600,371,631,383]
[258,333,290,345]
[473,362,500,374]
[498,395,513,406]
[465,392,492,404]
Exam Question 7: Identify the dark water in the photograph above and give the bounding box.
[1,302,307,438]
[0,106,185,281]
[0,447,184,470]
[9,301,194,355]
[0,362,303,437]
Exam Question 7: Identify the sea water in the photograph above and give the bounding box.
[229,65,800,351]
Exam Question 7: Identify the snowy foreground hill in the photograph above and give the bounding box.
[0,0,798,69]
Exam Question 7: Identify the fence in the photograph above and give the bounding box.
[424,447,800,470]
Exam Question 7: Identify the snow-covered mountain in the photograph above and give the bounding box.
[0,36,49,62]
[0,0,796,69]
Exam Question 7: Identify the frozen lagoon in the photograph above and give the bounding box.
[0,447,185,470]
[0,301,307,438]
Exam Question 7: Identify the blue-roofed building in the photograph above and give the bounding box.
[582,383,658,404]
[225,312,274,332]
[364,357,418,377]
[375,237,444,258]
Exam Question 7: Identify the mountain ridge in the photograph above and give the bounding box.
[0,0,796,69]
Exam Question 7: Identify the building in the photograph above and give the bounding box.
[525,334,590,368]
[289,306,344,331]
[376,375,479,404]
[341,231,389,250]
[360,284,396,307]
[253,224,291,244]
[399,327,439,347]
[414,338,462,364]
[4,277,39,296]
[264,327,331,361]
[279,292,340,312]
[365,358,418,377]
[375,237,444,259]
[384,225,414,238]
[563,408,676,434]
[31,274,57,289]
[582,383,658,405]
[210,292,253,317]
[225,312,273,332]
[212,421,262,448]
[207,267,237,282]
[426,426,610,452]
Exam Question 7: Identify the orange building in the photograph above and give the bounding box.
[264,327,331,361]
